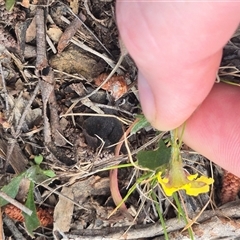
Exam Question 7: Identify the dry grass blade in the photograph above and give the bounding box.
[65,5,112,56]
[60,112,131,125]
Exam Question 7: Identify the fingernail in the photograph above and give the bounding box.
[138,71,156,125]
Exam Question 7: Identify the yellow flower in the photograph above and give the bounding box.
[157,169,214,197]
[156,128,214,197]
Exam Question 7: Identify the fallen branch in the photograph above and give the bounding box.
[58,200,240,239]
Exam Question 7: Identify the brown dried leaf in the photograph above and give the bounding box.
[0,139,27,173]
[94,73,128,99]
[25,17,36,43]
[53,187,74,232]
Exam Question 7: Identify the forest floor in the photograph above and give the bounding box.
[1,1,240,239]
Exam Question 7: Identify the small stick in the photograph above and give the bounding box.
[0,61,9,113]
[66,5,112,56]
[0,191,32,216]
[3,216,25,240]
[15,83,40,136]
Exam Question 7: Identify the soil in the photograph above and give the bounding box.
[0,1,240,240]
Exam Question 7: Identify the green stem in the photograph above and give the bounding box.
[173,193,194,240]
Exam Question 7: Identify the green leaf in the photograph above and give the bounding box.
[137,140,171,171]
[26,165,48,183]
[5,0,15,11]
[34,155,43,165]
[43,169,56,178]
[131,115,151,135]
[23,181,40,237]
[25,165,54,183]
[0,174,25,207]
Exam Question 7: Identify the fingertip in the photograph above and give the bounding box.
[138,73,193,131]
[138,72,156,127]
[138,50,222,131]
[116,2,240,131]
[183,83,240,177]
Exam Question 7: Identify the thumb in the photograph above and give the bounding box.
[116,2,240,130]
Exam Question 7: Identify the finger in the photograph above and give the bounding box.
[184,83,240,177]
[116,2,240,130]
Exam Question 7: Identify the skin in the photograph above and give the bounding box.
[116,2,240,177]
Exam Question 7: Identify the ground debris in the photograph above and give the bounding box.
[0,1,239,240]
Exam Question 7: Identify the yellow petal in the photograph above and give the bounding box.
[161,184,179,196]
[186,176,214,196]
[196,176,214,185]
[185,184,210,196]
[187,173,198,181]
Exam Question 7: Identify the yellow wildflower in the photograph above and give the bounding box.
[157,169,214,197]
[157,128,214,197]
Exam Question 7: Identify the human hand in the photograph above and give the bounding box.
[116,2,240,177]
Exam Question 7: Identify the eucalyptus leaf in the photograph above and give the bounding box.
[5,0,15,11]
[0,174,25,206]
[131,115,151,135]
[137,140,171,171]
[23,181,40,237]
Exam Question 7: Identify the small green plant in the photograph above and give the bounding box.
[156,128,214,197]
[109,115,214,239]
[0,155,55,237]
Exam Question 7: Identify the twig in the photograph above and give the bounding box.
[36,6,65,146]
[3,215,26,240]
[57,200,240,239]
[38,182,88,210]
[35,6,52,145]
[15,83,40,136]
[58,12,86,53]
[0,61,9,113]
[64,4,112,56]
[60,112,131,125]
[2,58,40,173]
[0,191,32,216]
[35,7,47,70]
[70,37,116,68]
[95,103,134,116]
